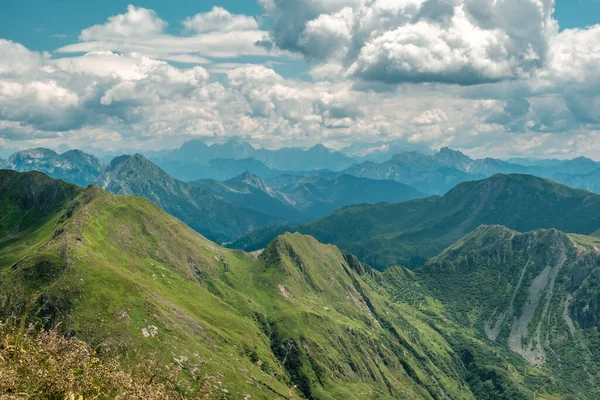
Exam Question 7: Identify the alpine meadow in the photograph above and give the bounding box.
[2,0,600,399]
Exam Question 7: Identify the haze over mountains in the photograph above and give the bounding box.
[4,138,600,195]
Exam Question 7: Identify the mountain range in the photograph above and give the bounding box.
[0,148,105,187]
[95,154,284,243]
[3,170,600,398]
[4,142,600,197]
[232,174,600,269]
[151,138,357,180]
[416,224,600,390]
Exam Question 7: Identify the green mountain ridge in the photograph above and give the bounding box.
[94,154,283,243]
[416,225,600,396]
[4,169,595,399]
[232,174,600,269]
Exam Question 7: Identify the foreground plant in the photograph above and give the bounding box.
[0,322,221,400]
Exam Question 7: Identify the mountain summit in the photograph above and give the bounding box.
[95,154,282,242]
[232,174,600,268]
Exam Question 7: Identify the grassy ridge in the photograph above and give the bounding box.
[0,170,596,399]
[232,174,600,269]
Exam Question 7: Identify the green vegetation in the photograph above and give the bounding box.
[232,174,600,269]
[416,225,600,398]
[2,170,600,399]
[0,321,222,399]
[95,154,283,243]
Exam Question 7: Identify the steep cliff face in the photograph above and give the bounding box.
[417,226,600,395]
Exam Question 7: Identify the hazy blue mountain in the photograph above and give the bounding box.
[344,153,483,194]
[277,174,426,219]
[95,154,283,243]
[192,172,426,223]
[253,143,356,171]
[231,174,600,269]
[155,157,277,182]
[552,156,600,175]
[168,137,255,162]
[506,157,565,167]
[191,172,302,222]
[153,138,357,179]
[0,148,105,186]
[554,168,600,193]
[341,147,558,194]
[340,141,435,162]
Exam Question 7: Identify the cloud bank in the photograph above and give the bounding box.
[0,1,599,159]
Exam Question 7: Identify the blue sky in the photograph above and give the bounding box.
[1,0,262,51]
[0,0,599,158]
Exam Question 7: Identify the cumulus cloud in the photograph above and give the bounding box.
[261,0,557,85]
[182,7,258,33]
[80,5,167,41]
[2,1,600,159]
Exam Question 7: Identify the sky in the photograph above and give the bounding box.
[0,0,599,159]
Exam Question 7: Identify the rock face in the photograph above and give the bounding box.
[1,148,105,187]
[418,225,600,373]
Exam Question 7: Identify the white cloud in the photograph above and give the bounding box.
[2,2,600,159]
[57,5,275,62]
[80,5,167,41]
[261,0,557,85]
[183,7,258,33]
[414,108,448,125]
[0,39,47,76]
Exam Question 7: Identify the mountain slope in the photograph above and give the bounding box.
[554,168,600,194]
[5,170,600,398]
[278,174,426,219]
[1,148,105,186]
[95,154,282,242]
[415,225,600,397]
[191,172,302,222]
[232,174,600,269]
[0,170,525,399]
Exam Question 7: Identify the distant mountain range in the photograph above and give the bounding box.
[151,137,357,180]
[4,143,600,249]
[4,142,600,196]
[1,147,429,242]
[231,174,600,269]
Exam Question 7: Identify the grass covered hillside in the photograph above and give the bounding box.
[416,225,600,397]
[95,154,283,243]
[2,169,588,399]
[233,174,600,269]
